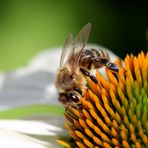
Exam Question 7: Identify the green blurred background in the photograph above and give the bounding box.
[0,0,147,71]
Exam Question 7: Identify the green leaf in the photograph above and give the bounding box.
[0,105,64,119]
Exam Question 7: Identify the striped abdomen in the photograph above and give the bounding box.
[79,48,110,70]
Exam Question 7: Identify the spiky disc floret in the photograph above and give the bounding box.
[59,52,148,148]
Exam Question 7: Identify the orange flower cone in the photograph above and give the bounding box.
[58,52,148,148]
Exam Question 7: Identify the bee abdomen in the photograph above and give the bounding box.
[79,48,109,70]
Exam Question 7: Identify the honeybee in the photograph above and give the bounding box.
[55,23,119,108]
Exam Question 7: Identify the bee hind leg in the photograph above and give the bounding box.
[80,67,98,84]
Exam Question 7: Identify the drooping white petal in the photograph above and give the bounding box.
[0,129,50,148]
[0,120,63,135]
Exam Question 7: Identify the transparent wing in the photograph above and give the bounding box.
[67,23,91,73]
[60,23,91,74]
[60,34,74,67]
[73,23,91,62]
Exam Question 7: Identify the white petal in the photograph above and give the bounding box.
[0,129,49,148]
[0,120,63,135]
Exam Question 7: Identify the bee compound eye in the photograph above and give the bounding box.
[67,93,79,103]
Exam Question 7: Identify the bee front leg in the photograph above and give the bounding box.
[74,87,82,95]
[80,67,98,84]
[65,105,77,120]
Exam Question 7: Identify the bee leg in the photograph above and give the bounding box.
[65,106,77,120]
[106,63,120,81]
[80,67,98,84]
[74,87,82,95]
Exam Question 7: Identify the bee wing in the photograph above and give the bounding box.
[73,23,91,61]
[60,33,74,67]
[60,23,91,74]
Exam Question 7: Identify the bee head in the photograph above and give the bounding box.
[56,67,75,92]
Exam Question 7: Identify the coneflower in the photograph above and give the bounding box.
[58,52,148,148]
